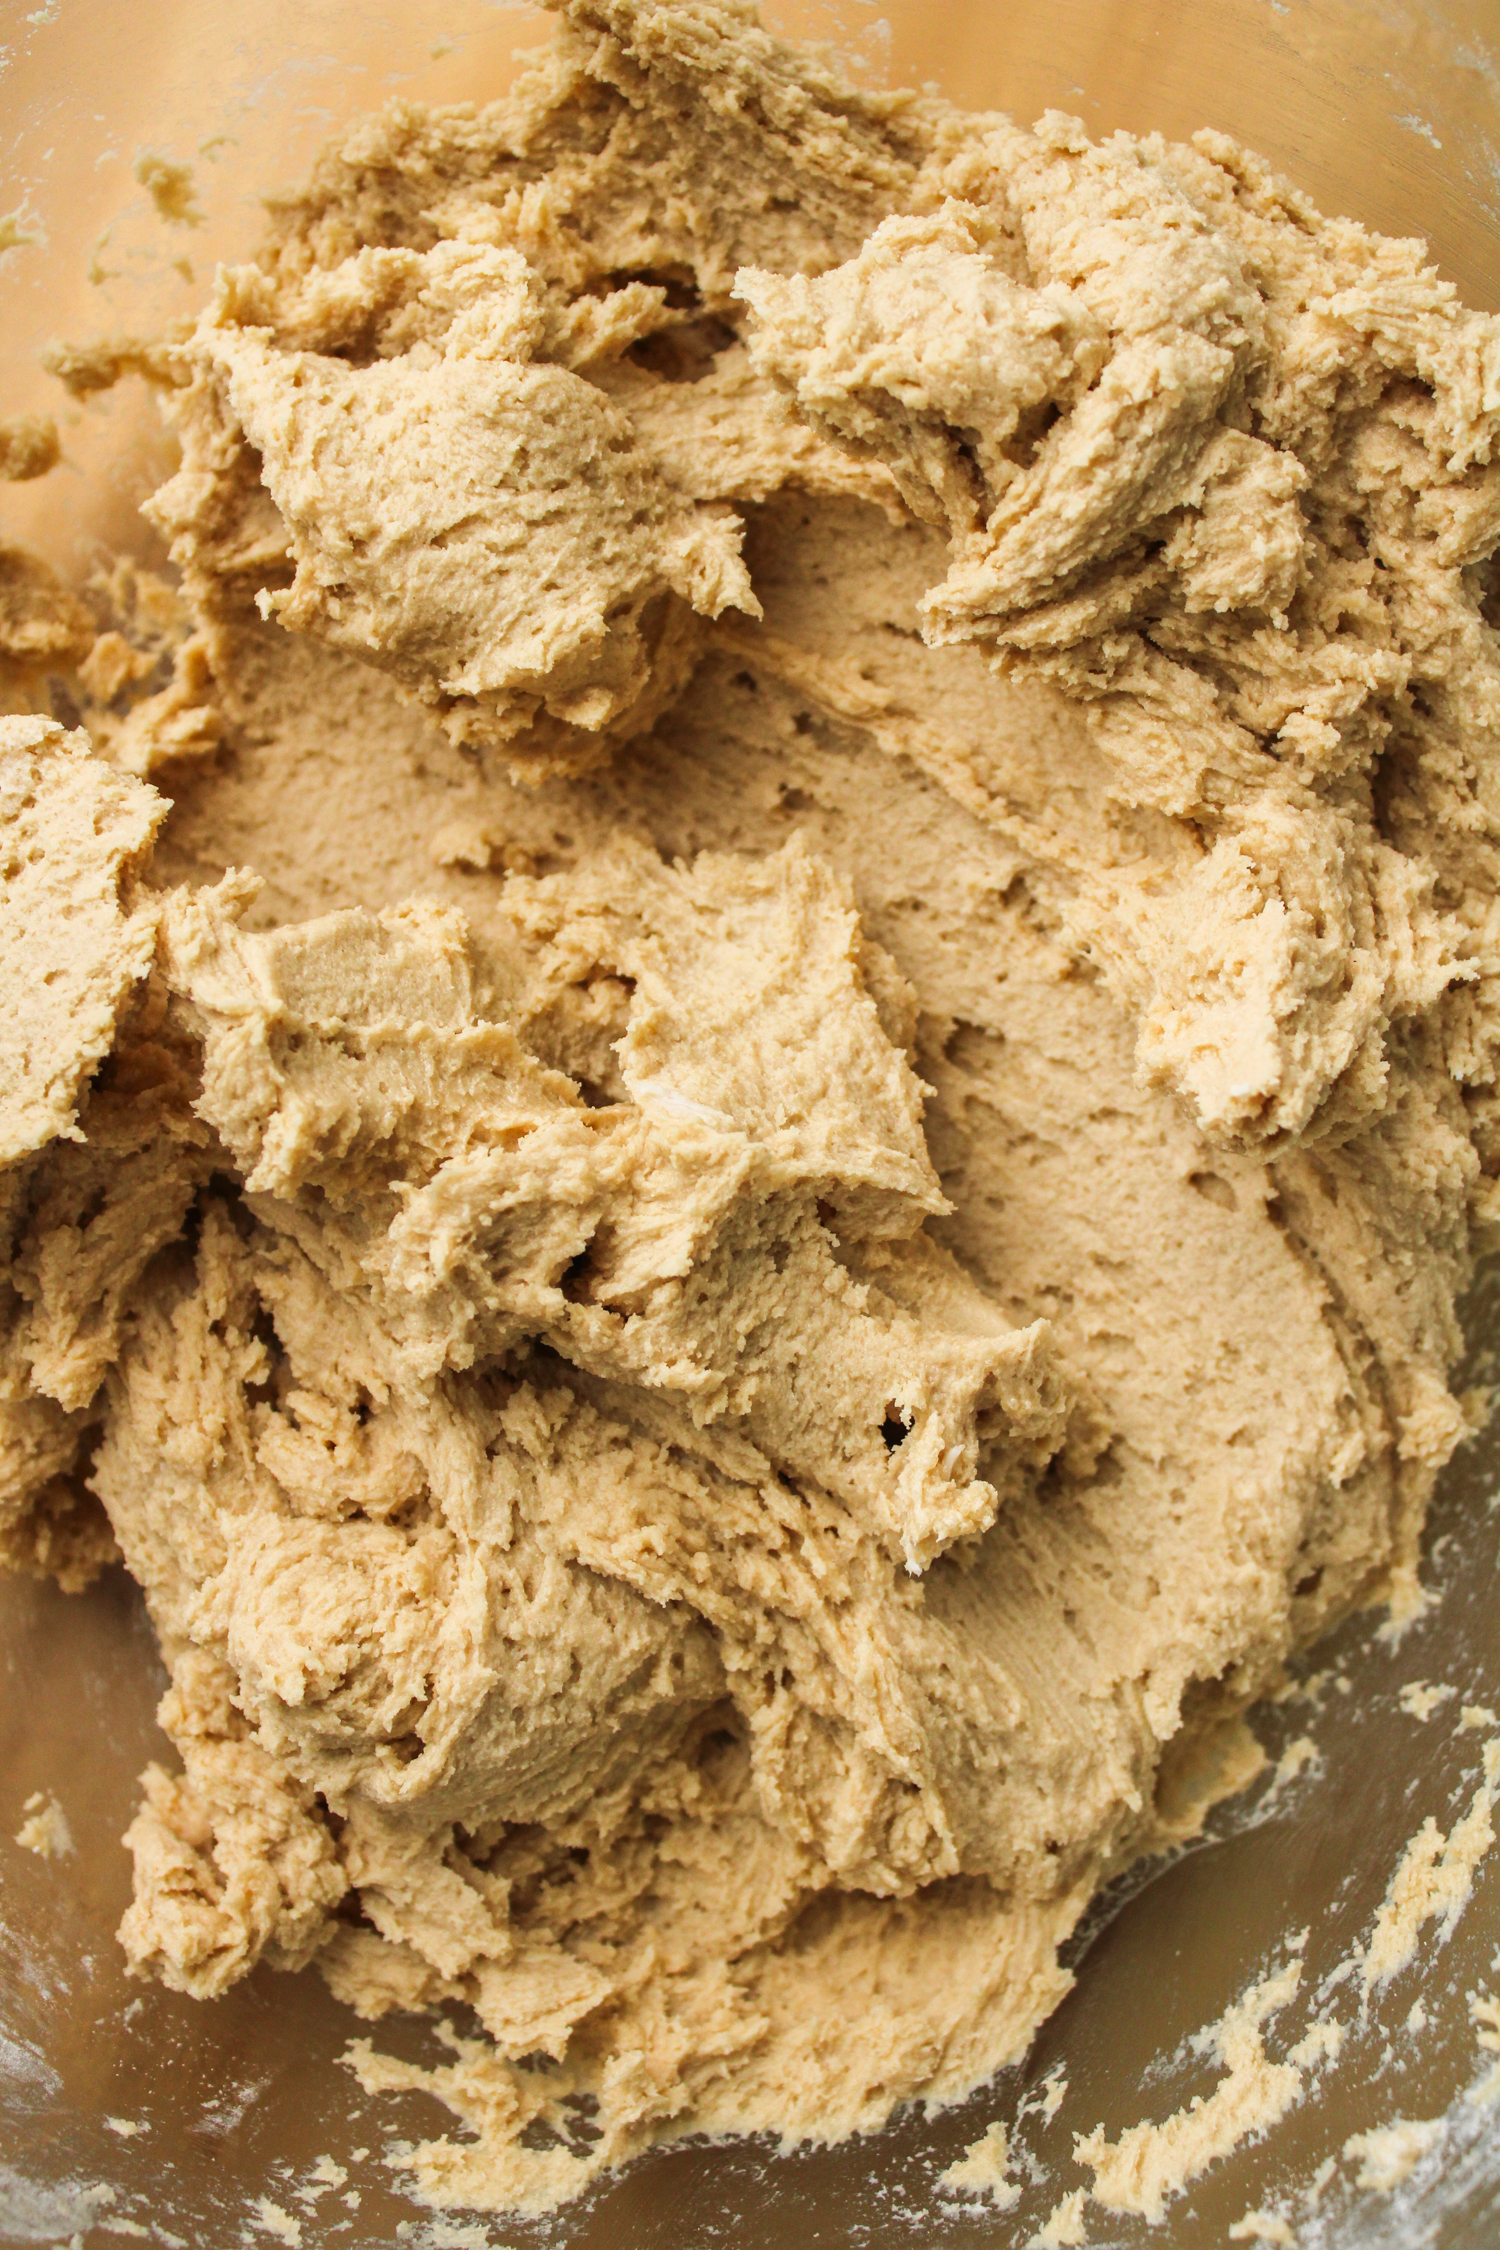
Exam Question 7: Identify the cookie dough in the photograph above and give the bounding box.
[5,0,1500,2212]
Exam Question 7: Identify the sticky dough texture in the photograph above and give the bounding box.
[6,0,1500,2212]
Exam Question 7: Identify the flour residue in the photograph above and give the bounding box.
[1259,1733,1322,1812]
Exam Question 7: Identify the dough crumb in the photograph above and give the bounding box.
[1074,1957,1322,2221]
[1464,1991,1500,2106]
[1261,1735,1321,1809]
[1229,2213,1295,2246]
[0,413,58,481]
[251,2200,302,2246]
[15,1789,74,1858]
[940,2118,1019,2207]
[1287,2020,1342,2069]
[1397,1680,1456,1720]
[1363,1770,1497,1986]
[1342,2117,1444,2192]
[1032,2187,1089,2246]
[79,630,157,706]
[0,207,43,254]
[133,151,203,228]
[1307,2156,1337,2202]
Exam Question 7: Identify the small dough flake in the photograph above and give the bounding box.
[15,1789,74,1858]
[940,2119,1019,2208]
[1363,1770,1497,1987]
[1074,1958,1321,2223]
[1343,2116,1444,2192]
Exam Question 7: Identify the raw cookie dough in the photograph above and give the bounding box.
[5,0,1500,2213]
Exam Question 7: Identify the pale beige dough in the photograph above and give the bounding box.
[5,0,1500,2215]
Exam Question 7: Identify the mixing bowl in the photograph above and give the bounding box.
[2,4,1499,2243]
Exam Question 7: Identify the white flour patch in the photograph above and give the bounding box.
[0,2025,60,2099]
[194,2072,273,2136]
[0,2166,116,2239]
[1393,111,1444,150]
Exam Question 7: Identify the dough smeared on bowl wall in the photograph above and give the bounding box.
[5,0,1500,2213]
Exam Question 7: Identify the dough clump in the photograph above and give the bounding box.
[6,0,1500,2212]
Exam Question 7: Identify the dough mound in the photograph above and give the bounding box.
[6,0,1500,2213]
